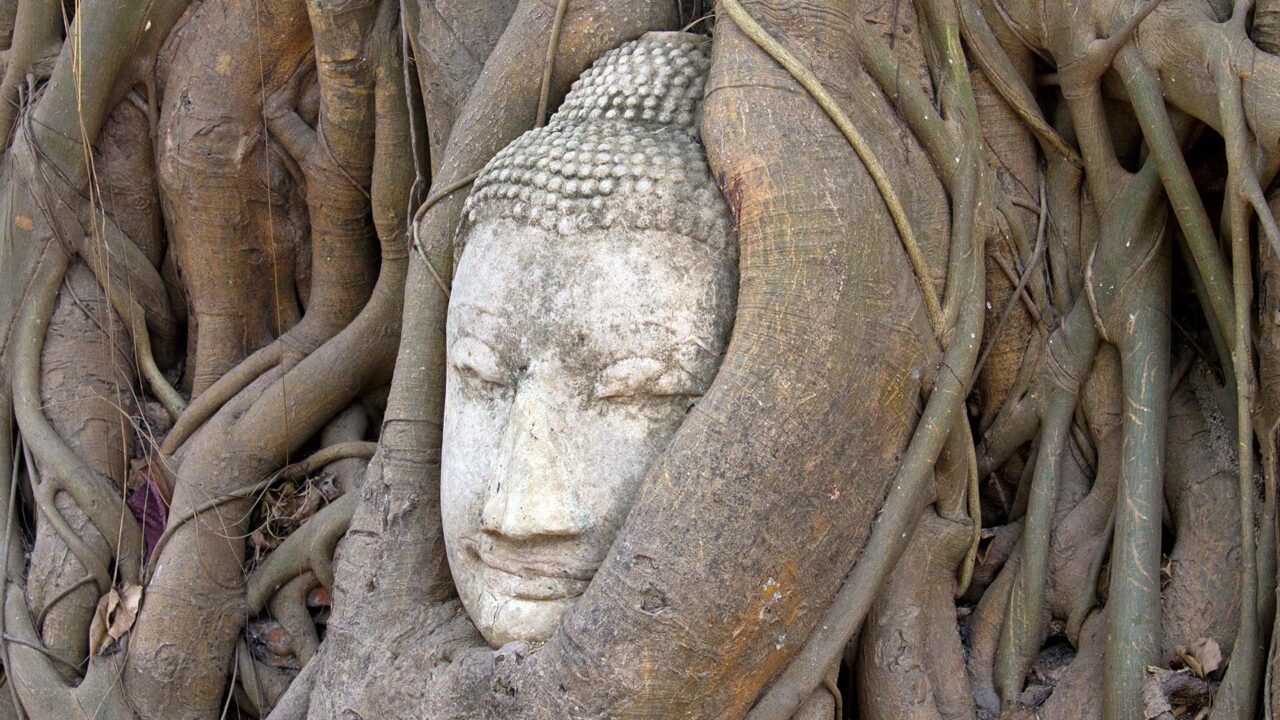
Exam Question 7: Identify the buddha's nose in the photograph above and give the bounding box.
[480,385,583,540]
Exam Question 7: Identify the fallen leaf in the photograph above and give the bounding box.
[307,585,331,607]
[1143,664,1214,719]
[88,591,114,656]
[1189,637,1222,677]
[126,476,169,561]
[1175,645,1202,677]
[88,584,143,655]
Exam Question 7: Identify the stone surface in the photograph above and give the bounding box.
[441,30,737,648]
[458,30,728,254]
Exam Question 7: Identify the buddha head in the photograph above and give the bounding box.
[441,32,737,647]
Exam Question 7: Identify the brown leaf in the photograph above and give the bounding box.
[307,585,332,607]
[1189,637,1223,677]
[1175,645,1203,677]
[88,590,115,656]
[88,584,143,655]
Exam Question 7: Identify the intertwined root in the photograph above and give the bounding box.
[5,0,1280,718]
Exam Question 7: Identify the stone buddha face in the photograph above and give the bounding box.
[441,32,736,647]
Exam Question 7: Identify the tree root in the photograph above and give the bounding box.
[123,5,414,714]
[855,511,974,720]
[269,573,319,665]
[247,492,357,611]
[235,638,295,717]
[26,258,140,674]
[719,0,945,338]
[741,7,988,719]
[11,246,144,586]
[161,341,283,455]
[1210,60,1264,717]
[994,391,1079,701]
[263,646,318,720]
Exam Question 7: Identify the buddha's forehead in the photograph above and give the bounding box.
[449,218,734,363]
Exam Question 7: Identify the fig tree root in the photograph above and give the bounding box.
[2,0,1280,718]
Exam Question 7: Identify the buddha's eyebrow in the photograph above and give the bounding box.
[448,304,517,348]
[449,303,508,330]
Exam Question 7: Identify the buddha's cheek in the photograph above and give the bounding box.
[571,400,696,542]
[440,380,508,603]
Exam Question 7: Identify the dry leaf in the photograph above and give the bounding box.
[88,584,143,655]
[88,591,113,656]
[1174,645,1203,677]
[1189,637,1222,677]
[1144,666,1214,719]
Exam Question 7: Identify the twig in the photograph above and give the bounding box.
[969,180,1049,394]
[410,170,480,298]
[535,0,570,129]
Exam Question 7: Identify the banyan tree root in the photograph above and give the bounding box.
[4,0,1280,718]
[27,259,137,679]
[22,90,171,683]
[156,0,311,396]
[122,5,414,718]
[855,511,974,720]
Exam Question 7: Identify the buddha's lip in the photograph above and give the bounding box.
[462,538,598,601]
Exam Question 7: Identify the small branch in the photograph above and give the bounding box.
[264,109,318,173]
[34,574,93,632]
[994,392,1077,701]
[956,433,981,596]
[279,442,377,483]
[954,0,1081,167]
[30,475,111,595]
[410,170,480,299]
[970,184,1049,391]
[1208,120,1264,720]
[1114,46,1236,355]
[534,0,569,128]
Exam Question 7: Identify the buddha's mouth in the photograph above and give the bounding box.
[463,538,597,601]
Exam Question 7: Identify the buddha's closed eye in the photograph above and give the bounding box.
[452,337,513,393]
[594,357,705,400]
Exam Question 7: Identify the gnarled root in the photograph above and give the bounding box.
[856,511,974,720]
[27,260,136,678]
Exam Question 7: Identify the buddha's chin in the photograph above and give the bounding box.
[471,594,576,648]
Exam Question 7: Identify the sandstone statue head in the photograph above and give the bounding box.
[441,31,737,647]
